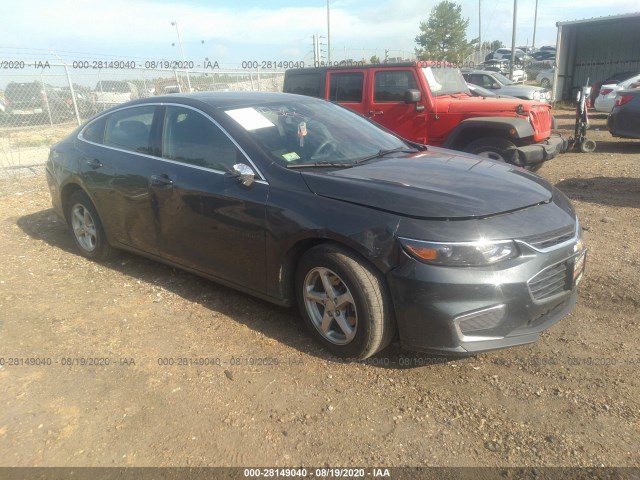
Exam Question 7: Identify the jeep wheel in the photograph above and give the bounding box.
[464,137,517,164]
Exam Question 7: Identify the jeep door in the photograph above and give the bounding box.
[366,68,427,144]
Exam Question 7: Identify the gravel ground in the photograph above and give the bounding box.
[0,110,638,468]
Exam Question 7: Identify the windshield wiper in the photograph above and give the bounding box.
[354,147,419,164]
[286,160,353,169]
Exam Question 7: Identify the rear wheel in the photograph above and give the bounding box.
[464,137,518,164]
[295,244,395,360]
[540,78,551,89]
[67,190,116,261]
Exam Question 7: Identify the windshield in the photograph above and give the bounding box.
[421,67,470,96]
[224,99,410,167]
[492,73,514,85]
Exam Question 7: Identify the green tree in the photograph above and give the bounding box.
[415,0,478,62]
[482,40,505,52]
[370,55,381,64]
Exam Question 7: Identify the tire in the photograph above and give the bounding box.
[540,78,551,89]
[463,137,518,164]
[526,163,543,173]
[67,190,117,261]
[295,244,395,360]
[579,139,596,153]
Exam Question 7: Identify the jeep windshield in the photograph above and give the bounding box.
[225,99,416,168]
[421,67,471,96]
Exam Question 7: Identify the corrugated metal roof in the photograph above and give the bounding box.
[557,12,640,27]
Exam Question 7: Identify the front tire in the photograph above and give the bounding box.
[295,244,395,360]
[67,190,116,261]
[540,78,551,89]
[464,137,518,164]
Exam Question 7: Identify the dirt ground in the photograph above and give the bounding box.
[0,110,638,469]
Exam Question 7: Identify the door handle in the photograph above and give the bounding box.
[368,110,384,116]
[85,158,103,169]
[150,174,174,188]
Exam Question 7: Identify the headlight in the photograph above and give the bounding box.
[400,238,519,266]
[533,91,542,100]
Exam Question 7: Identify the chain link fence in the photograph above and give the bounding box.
[0,64,284,177]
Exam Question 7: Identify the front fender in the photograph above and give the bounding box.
[444,117,535,149]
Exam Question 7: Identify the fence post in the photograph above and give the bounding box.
[64,65,81,126]
[174,69,183,93]
[40,75,54,127]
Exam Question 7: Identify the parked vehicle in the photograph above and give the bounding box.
[284,62,566,170]
[46,92,586,359]
[593,73,640,113]
[536,67,555,89]
[60,86,98,118]
[466,83,515,98]
[607,89,640,138]
[461,69,551,101]
[588,71,640,108]
[532,51,556,61]
[4,81,73,122]
[491,48,526,62]
[481,59,527,82]
[94,80,139,109]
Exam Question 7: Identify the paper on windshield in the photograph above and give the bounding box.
[225,107,275,130]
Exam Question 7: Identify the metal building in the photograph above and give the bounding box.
[553,12,640,101]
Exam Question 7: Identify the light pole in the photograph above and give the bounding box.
[326,0,331,64]
[171,20,192,91]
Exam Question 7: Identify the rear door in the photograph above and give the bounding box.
[366,68,427,143]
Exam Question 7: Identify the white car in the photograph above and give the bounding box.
[536,68,555,89]
[594,73,640,113]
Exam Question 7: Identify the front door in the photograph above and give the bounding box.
[151,105,268,294]
[366,68,427,144]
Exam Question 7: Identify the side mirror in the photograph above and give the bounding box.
[404,89,424,111]
[232,163,255,187]
[404,89,421,104]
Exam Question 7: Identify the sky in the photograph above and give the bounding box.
[1,0,639,68]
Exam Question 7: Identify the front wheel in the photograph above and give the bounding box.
[295,244,395,360]
[540,78,551,89]
[463,137,518,164]
[67,190,117,261]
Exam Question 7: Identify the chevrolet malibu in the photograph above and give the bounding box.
[46,92,586,360]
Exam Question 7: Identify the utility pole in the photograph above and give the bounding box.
[326,0,331,64]
[478,0,482,63]
[532,0,538,49]
[509,0,517,81]
[171,20,192,91]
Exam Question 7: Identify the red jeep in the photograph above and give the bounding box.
[283,61,567,170]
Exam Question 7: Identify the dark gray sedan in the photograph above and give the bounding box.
[46,92,585,359]
[607,89,640,138]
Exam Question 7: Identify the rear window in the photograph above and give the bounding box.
[329,72,364,102]
[283,73,322,97]
[5,82,42,98]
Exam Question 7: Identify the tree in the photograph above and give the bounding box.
[415,0,478,63]
[370,55,381,64]
[482,40,505,52]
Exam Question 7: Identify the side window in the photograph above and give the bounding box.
[329,72,364,102]
[374,70,418,102]
[162,106,241,172]
[82,116,107,144]
[104,106,155,154]
[284,73,321,97]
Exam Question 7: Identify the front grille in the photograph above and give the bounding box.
[521,225,575,250]
[530,106,552,138]
[528,260,570,301]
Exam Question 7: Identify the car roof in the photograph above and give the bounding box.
[130,91,316,109]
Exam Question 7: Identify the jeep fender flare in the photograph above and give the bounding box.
[443,117,535,149]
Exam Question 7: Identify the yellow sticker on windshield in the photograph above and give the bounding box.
[282,152,300,162]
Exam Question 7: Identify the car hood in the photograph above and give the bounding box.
[500,85,544,95]
[300,150,553,219]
